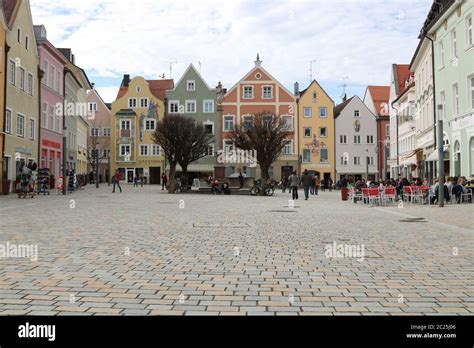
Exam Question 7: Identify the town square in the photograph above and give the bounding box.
[0,0,473,329]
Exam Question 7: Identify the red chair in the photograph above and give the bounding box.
[383,187,396,205]
[403,186,413,203]
[368,188,380,206]
[362,188,370,205]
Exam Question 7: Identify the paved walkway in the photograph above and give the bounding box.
[0,185,472,315]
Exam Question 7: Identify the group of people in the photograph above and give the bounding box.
[283,170,334,200]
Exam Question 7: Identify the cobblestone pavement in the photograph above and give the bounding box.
[0,185,473,316]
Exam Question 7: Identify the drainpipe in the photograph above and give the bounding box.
[37,66,44,169]
[2,44,9,191]
[391,101,400,176]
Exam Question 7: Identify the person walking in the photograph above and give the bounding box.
[238,172,245,189]
[289,171,301,200]
[301,170,313,200]
[133,174,138,188]
[161,173,168,191]
[112,170,122,193]
[327,177,333,192]
[314,175,320,195]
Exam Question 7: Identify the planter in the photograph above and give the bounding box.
[1,180,11,195]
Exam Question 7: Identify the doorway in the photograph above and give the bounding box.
[149,167,161,185]
[127,169,134,183]
[281,166,293,179]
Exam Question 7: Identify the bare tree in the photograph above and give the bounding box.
[228,111,291,181]
[152,114,213,193]
[87,120,110,186]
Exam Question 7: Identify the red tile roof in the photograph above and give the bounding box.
[2,0,19,26]
[367,85,390,117]
[395,64,413,94]
[116,79,174,101]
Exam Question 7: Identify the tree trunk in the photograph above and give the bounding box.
[181,164,188,188]
[260,163,271,196]
[168,161,177,193]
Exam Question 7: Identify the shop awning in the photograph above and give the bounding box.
[165,164,215,172]
[425,146,450,162]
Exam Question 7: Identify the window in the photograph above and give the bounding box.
[319,107,327,118]
[17,28,21,43]
[312,92,318,102]
[262,115,273,129]
[224,115,234,131]
[49,106,54,131]
[187,80,195,91]
[91,128,100,137]
[145,119,155,131]
[152,145,161,156]
[341,156,348,165]
[103,128,111,137]
[320,127,327,137]
[204,143,214,157]
[303,107,312,118]
[120,120,131,129]
[353,156,361,165]
[29,118,35,140]
[354,110,360,117]
[25,36,29,50]
[51,66,56,91]
[56,71,61,93]
[439,40,445,69]
[203,100,214,113]
[354,135,361,144]
[43,60,49,86]
[367,135,374,144]
[451,29,457,59]
[103,149,110,159]
[262,86,273,99]
[466,14,473,48]
[368,157,375,165]
[204,123,214,134]
[320,149,328,163]
[140,145,149,156]
[453,83,459,115]
[16,114,25,137]
[224,140,234,153]
[302,149,311,163]
[9,60,15,85]
[283,140,293,155]
[41,103,47,128]
[340,135,347,144]
[28,73,33,96]
[5,109,11,134]
[169,101,179,113]
[304,127,312,138]
[88,103,98,112]
[140,98,148,108]
[469,76,474,110]
[128,98,137,108]
[119,144,131,156]
[440,90,446,120]
[185,100,196,113]
[243,86,253,99]
[282,115,293,131]
[19,67,25,91]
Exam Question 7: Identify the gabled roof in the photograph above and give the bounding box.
[169,64,215,92]
[365,85,390,117]
[419,0,455,38]
[2,0,20,28]
[87,88,111,112]
[334,96,355,118]
[116,78,174,101]
[392,64,413,96]
[0,1,8,30]
[299,79,334,104]
[223,60,295,101]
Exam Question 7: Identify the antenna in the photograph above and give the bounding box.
[198,61,202,74]
[166,60,178,79]
[309,59,317,81]
[339,76,349,99]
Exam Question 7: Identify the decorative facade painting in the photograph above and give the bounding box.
[354,119,361,132]
[139,101,159,142]
[306,135,327,156]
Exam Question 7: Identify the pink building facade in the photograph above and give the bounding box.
[35,25,67,180]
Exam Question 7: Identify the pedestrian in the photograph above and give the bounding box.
[289,171,301,200]
[282,175,288,193]
[140,173,144,187]
[301,170,313,200]
[314,175,320,195]
[112,169,122,193]
[238,172,245,189]
[133,174,138,187]
[161,173,168,190]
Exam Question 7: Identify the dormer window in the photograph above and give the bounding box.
[354,110,360,117]
[243,86,253,99]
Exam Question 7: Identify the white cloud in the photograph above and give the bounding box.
[31,0,432,103]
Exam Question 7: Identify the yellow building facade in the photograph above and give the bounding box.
[297,80,335,181]
[110,76,167,184]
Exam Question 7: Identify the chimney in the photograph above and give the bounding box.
[33,25,47,40]
[294,82,299,96]
[123,74,130,87]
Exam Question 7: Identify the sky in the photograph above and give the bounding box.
[30,0,433,104]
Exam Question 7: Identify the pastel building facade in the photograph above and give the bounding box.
[111,75,172,184]
[296,79,335,181]
[0,4,7,192]
[34,25,67,180]
[217,56,298,181]
[165,64,217,182]
[3,0,39,192]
